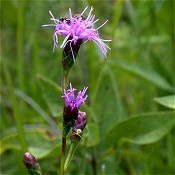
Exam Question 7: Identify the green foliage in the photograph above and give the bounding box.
[106,111,174,147]
[154,95,175,109]
[1,127,61,159]
[37,74,63,118]
[86,123,100,147]
[1,0,174,174]
[108,59,174,92]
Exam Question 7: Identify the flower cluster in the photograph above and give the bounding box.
[62,83,88,139]
[43,6,111,58]
[63,83,88,110]
[62,83,88,123]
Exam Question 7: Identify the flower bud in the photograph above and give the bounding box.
[63,105,78,122]
[73,111,87,132]
[23,152,42,175]
[71,111,87,143]
[62,37,83,71]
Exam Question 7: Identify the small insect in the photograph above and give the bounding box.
[58,17,70,24]
[70,128,82,142]
[74,14,85,20]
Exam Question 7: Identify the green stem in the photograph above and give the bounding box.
[62,70,69,91]
[167,129,174,170]
[60,70,69,175]
[17,1,26,91]
[64,139,80,171]
[3,60,28,152]
[60,137,66,175]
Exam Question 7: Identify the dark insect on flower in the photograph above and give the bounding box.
[59,15,85,25]
[43,6,111,58]
[58,17,70,24]
[73,14,85,20]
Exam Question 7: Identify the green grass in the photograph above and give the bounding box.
[1,0,174,174]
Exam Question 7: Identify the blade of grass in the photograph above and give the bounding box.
[108,67,126,119]
[14,88,60,135]
[91,64,107,109]
[17,1,26,91]
[108,59,174,92]
[167,130,174,171]
[110,0,123,40]
[3,60,28,152]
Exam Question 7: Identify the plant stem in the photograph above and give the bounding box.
[64,143,74,171]
[60,137,66,175]
[60,70,69,175]
[3,60,28,152]
[17,1,26,91]
[64,139,80,171]
[62,70,69,91]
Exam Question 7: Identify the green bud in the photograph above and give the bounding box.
[62,38,83,71]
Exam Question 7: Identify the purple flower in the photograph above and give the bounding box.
[43,6,111,58]
[62,83,88,122]
[73,111,87,132]
[62,83,88,110]
[71,111,87,143]
[23,152,37,168]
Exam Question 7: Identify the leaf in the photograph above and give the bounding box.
[156,0,174,34]
[92,66,125,125]
[37,74,63,118]
[14,89,59,134]
[108,59,174,92]
[154,95,175,109]
[106,111,174,148]
[86,123,100,147]
[1,126,61,159]
[90,66,125,150]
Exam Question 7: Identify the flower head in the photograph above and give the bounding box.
[62,83,88,122]
[63,83,88,110]
[43,6,111,58]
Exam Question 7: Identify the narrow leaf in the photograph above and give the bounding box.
[14,89,58,134]
[108,59,174,92]
[37,74,63,118]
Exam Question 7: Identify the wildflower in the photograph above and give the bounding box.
[72,111,87,132]
[62,83,88,122]
[42,6,111,59]
[71,111,87,143]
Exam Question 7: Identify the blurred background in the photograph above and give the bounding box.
[1,0,174,174]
